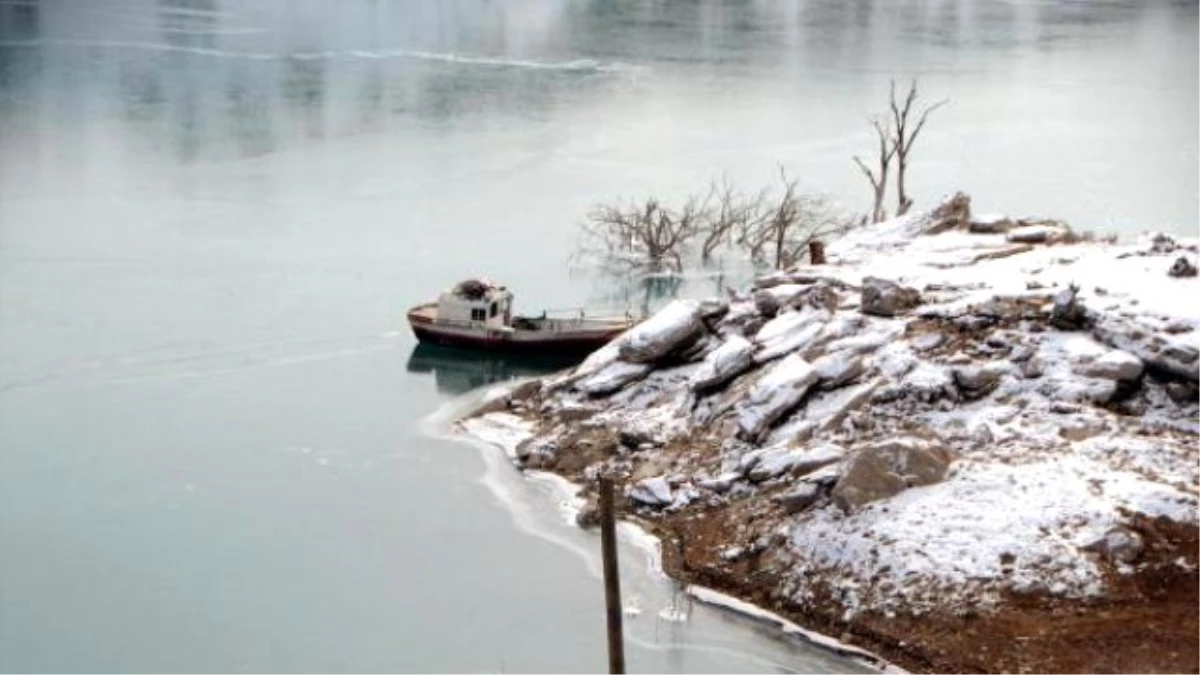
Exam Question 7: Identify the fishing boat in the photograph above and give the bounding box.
[406,279,638,355]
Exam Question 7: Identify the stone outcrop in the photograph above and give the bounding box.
[628,476,673,508]
[1091,315,1199,383]
[861,277,921,317]
[831,437,954,511]
[774,483,822,514]
[737,354,821,443]
[1083,527,1144,564]
[1006,222,1072,244]
[968,213,1014,234]
[1051,284,1090,330]
[690,335,756,393]
[1077,349,1144,382]
[924,191,972,234]
[953,362,1009,400]
[1169,256,1198,278]
[618,299,706,364]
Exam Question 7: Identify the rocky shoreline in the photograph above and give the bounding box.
[458,194,1199,674]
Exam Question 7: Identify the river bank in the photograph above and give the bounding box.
[456,194,1199,674]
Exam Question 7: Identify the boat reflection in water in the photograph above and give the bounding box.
[406,342,580,397]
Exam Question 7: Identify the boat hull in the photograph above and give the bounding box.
[407,304,630,356]
[409,323,621,355]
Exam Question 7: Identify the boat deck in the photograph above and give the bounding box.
[409,303,634,332]
[407,301,637,354]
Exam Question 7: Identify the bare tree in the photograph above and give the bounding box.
[700,179,762,264]
[576,172,854,275]
[738,169,849,269]
[576,196,703,274]
[888,79,948,216]
[853,117,896,224]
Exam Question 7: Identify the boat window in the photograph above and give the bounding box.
[489,302,498,318]
[471,308,486,321]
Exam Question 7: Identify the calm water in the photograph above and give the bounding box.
[0,0,1196,672]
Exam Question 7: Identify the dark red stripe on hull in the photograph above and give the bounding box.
[410,324,616,356]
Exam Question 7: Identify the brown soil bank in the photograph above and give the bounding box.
[646,505,1198,674]
[493,406,1199,674]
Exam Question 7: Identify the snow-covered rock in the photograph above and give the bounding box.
[629,476,673,507]
[577,361,652,396]
[860,277,921,317]
[690,335,756,393]
[968,213,1014,234]
[1091,314,1199,383]
[1083,527,1144,564]
[737,354,820,443]
[1169,256,1198,278]
[1006,222,1071,244]
[617,299,706,364]
[1078,349,1145,382]
[923,191,972,234]
[952,362,1010,400]
[831,437,954,512]
[812,351,867,389]
[774,483,823,514]
[753,309,829,363]
[753,284,807,317]
[741,442,844,483]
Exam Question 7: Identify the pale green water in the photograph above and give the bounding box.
[0,0,1196,672]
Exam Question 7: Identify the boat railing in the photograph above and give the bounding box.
[429,308,638,331]
[539,307,640,322]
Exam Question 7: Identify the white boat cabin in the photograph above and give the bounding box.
[436,279,513,328]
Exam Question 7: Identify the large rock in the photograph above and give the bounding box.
[577,361,652,396]
[806,381,880,431]
[1050,284,1089,331]
[1165,381,1198,404]
[1006,220,1072,244]
[953,362,1009,400]
[1037,374,1119,405]
[690,335,757,393]
[1078,349,1145,382]
[861,277,922,317]
[1169,256,1198,278]
[697,298,730,322]
[968,213,1014,234]
[832,438,954,511]
[1091,314,1199,383]
[736,354,821,443]
[618,300,706,364]
[789,442,847,475]
[1148,232,1180,255]
[923,192,972,234]
[753,284,807,318]
[628,476,673,508]
[812,351,867,389]
[753,309,830,363]
[774,483,822,514]
[802,282,842,313]
[743,442,844,482]
[1083,527,1144,565]
[903,363,958,403]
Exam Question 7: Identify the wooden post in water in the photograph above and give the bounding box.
[598,476,626,675]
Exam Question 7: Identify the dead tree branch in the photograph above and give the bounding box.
[738,169,849,269]
[888,79,948,216]
[576,195,703,274]
[853,117,897,224]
